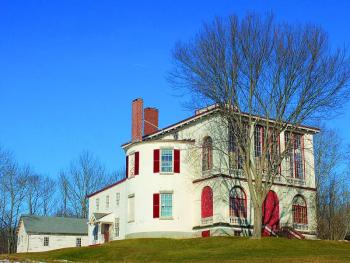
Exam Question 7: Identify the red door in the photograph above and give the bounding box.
[103,224,109,243]
[262,191,280,236]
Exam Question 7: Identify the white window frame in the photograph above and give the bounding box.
[106,195,110,209]
[160,191,173,219]
[128,194,135,223]
[128,151,136,177]
[43,236,49,246]
[160,148,174,174]
[76,237,82,247]
[114,218,120,238]
[96,198,100,212]
[116,193,120,206]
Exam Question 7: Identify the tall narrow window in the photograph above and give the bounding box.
[201,186,213,218]
[93,225,98,240]
[229,187,247,218]
[202,137,213,171]
[161,149,173,173]
[116,193,120,206]
[128,195,135,222]
[294,134,304,179]
[96,198,100,212]
[254,126,263,157]
[285,132,294,177]
[127,152,139,177]
[160,193,173,218]
[114,218,120,238]
[106,195,109,209]
[292,195,307,225]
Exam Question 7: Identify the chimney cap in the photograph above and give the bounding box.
[132,98,143,102]
[144,107,158,111]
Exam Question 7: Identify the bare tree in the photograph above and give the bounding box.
[169,13,350,238]
[314,127,350,240]
[59,151,109,218]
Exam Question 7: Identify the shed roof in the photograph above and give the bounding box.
[20,215,88,235]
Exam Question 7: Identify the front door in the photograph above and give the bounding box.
[103,224,110,243]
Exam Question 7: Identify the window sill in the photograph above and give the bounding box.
[159,172,174,175]
[159,217,174,220]
[128,220,135,223]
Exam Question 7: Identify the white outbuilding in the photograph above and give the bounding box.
[16,215,88,253]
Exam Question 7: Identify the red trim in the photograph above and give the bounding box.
[153,193,160,218]
[126,155,129,178]
[202,230,210,238]
[174,149,180,173]
[134,151,139,175]
[87,178,127,198]
[153,149,160,173]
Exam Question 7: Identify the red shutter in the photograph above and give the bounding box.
[126,155,129,178]
[202,230,210,238]
[153,149,160,173]
[174,149,180,173]
[153,193,160,218]
[134,152,139,175]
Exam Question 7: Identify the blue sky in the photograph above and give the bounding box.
[1,0,349,177]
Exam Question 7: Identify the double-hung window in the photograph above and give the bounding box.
[96,198,100,212]
[76,238,81,247]
[128,194,135,222]
[106,195,109,209]
[44,237,49,246]
[114,218,120,237]
[161,149,173,173]
[160,193,173,218]
[116,193,120,206]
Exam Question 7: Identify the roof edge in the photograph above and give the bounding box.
[87,178,127,198]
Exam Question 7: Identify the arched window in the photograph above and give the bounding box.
[201,186,213,218]
[202,136,213,171]
[229,187,247,218]
[292,195,307,225]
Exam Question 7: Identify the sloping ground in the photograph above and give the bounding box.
[2,237,350,262]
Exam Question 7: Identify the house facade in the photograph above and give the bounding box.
[87,98,318,244]
[17,215,88,253]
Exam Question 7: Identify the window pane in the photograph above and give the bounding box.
[160,193,172,217]
[161,149,173,173]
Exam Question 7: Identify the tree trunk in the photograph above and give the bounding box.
[252,203,262,239]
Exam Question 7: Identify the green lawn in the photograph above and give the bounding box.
[2,237,350,262]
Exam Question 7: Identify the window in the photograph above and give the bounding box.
[229,187,247,218]
[96,198,100,212]
[93,225,98,240]
[76,238,81,247]
[114,218,120,238]
[293,195,307,225]
[43,237,49,246]
[160,193,173,218]
[128,153,135,176]
[285,132,304,179]
[161,149,173,173]
[254,125,263,157]
[116,193,120,206]
[201,186,213,218]
[128,194,135,222]
[294,134,304,179]
[106,195,109,209]
[202,137,213,171]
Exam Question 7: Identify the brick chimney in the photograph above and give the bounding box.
[144,107,159,136]
[131,98,143,142]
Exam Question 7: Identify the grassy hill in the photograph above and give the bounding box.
[2,237,350,262]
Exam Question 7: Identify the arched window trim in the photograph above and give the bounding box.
[201,186,213,219]
[202,136,213,171]
[292,195,308,225]
[229,186,247,219]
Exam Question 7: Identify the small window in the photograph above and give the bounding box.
[44,237,49,246]
[160,193,173,218]
[106,195,110,209]
[116,193,120,206]
[114,218,120,238]
[76,238,81,247]
[161,149,173,173]
[96,198,100,212]
[202,137,213,171]
[128,195,135,222]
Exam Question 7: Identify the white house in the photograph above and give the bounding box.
[87,98,319,244]
[17,215,88,253]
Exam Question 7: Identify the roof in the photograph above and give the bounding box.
[86,178,127,198]
[92,213,109,220]
[122,104,320,148]
[20,215,88,235]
